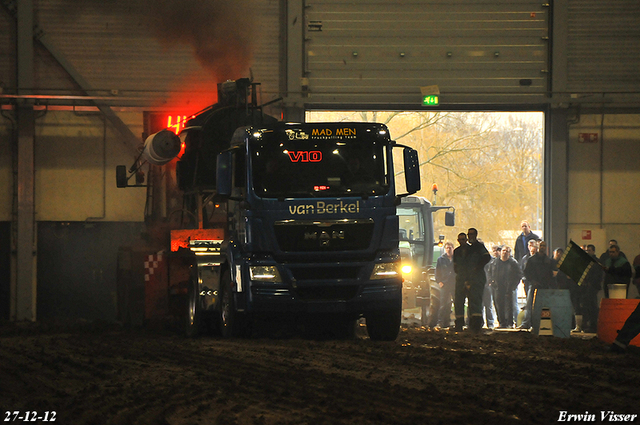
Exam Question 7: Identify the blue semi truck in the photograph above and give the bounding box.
[117,79,420,340]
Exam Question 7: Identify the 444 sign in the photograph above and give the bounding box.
[422,95,439,106]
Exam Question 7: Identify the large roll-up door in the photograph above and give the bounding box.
[567,0,640,94]
[303,0,549,107]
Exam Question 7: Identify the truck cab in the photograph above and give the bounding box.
[210,122,421,339]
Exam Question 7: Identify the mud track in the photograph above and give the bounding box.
[0,321,638,424]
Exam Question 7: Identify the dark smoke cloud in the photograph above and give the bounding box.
[53,0,257,82]
[144,0,257,81]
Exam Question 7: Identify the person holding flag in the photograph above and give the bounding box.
[557,241,602,332]
[581,245,603,333]
[556,240,599,287]
[556,241,640,353]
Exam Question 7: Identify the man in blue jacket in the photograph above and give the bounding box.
[514,221,539,265]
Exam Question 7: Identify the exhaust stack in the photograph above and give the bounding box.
[142,129,182,165]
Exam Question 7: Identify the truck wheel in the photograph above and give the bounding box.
[185,277,201,337]
[219,270,248,338]
[366,305,401,341]
[219,270,234,337]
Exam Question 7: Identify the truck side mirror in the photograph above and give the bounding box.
[116,165,128,188]
[445,211,455,226]
[216,151,233,196]
[403,148,421,195]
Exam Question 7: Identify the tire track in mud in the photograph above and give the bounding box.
[0,330,480,424]
[79,333,513,424]
[1,326,639,424]
[122,336,435,424]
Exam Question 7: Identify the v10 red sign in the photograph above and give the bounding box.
[287,151,323,162]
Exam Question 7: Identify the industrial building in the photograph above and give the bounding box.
[1,0,639,322]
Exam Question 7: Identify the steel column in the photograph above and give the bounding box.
[546,0,569,251]
[546,109,569,252]
[13,0,36,321]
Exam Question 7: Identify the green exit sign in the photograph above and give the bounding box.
[422,95,439,106]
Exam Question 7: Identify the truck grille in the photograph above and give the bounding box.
[290,266,361,281]
[274,219,374,252]
[361,283,402,295]
[252,287,292,299]
[295,285,360,301]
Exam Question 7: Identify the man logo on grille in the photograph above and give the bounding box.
[319,231,331,247]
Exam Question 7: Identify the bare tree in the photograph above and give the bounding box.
[306,111,544,248]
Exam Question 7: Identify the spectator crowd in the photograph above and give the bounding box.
[434,220,639,337]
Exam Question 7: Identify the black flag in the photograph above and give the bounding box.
[556,240,598,286]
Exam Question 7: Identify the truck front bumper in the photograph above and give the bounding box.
[247,278,402,315]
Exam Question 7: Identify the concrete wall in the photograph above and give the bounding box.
[0,111,147,222]
[34,111,146,221]
[567,113,640,260]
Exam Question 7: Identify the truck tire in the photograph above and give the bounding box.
[219,270,236,338]
[185,277,202,337]
[219,270,252,338]
[366,304,402,341]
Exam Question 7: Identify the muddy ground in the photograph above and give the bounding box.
[0,320,638,425]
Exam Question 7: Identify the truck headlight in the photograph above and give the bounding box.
[370,262,400,280]
[401,264,412,275]
[249,265,282,282]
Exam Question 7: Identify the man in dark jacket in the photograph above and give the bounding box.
[454,228,491,333]
[603,244,632,298]
[490,246,522,328]
[518,239,538,326]
[435,241,455,328]
[453,232,469,332]
[599,239,627,263]
[520,240,554,330]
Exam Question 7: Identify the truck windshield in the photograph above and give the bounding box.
[251,139,389,198]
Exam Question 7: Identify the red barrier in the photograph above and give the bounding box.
[597,299,640,347]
